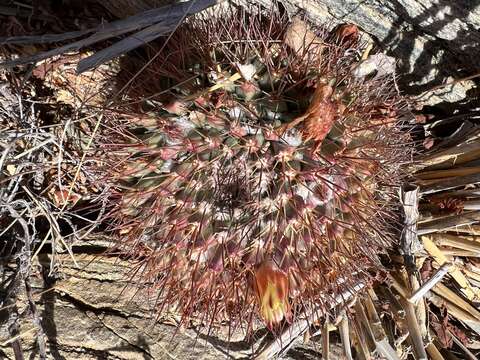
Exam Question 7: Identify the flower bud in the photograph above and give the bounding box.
[254,261,292,329]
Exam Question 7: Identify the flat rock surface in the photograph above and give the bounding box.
[1,254,335,359]
[257,0,480,108]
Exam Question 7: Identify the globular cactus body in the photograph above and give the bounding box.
[97,4,412,332]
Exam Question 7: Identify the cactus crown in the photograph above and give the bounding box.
[95,3,412,333]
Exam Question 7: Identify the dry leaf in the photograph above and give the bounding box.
[431,310,453,348]
[6,164,16,175]
[51,189,81,207]
[335,23,359,45]
[33,53,112,107]
[284,17,323,58]
[414,114,429,124]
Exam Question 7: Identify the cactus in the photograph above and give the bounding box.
[95,4,413,333]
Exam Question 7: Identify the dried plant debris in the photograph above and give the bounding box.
[0,0,217,73]
[385,108,480,358]
[0,56,109,275]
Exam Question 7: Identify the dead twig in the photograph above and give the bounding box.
[0,0,217,73]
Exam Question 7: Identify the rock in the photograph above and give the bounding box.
[0,254,329,359]
[251,0,480,107]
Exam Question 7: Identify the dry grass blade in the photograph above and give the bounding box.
[388,274,410,300]
[338,311,353,360]
[419,173,480,195]
[362,292,401,360]
[0,327,38,347]
[401,297,428,359]
[422,235,478,300]
[353,299,376,348]
[408,263,451,304]
[0,0,217,72]
[448,330,479,360]
[439,248,479,257]
[400,185,422,271]
[451,225,480,236]
[417,166,480,180]
[351,305,372,360]
[426,342,446,360]
[418,212,480,235]
[0,28,94,45]
[322,319,331,360]
[418,139,480,170]
[432,283,480,321]
[77,20,183,73]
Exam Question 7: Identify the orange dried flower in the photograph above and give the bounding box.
[302,83,338,143]
[279,83,341,147]
[254,261,292,329]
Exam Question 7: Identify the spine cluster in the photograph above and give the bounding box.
[96,5,412,331]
